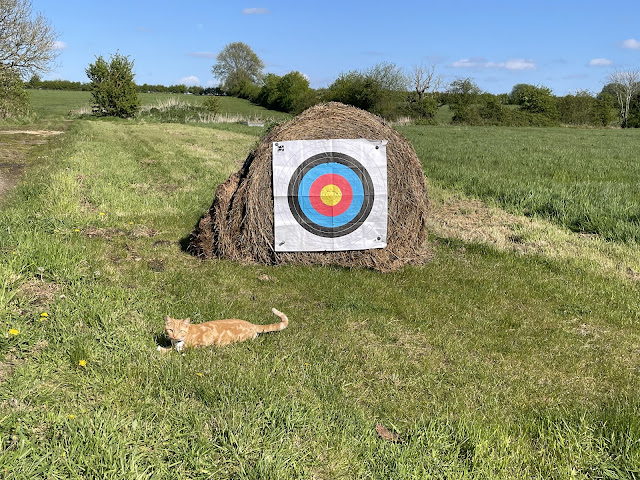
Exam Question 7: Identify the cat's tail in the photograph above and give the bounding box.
[257,308,289,333]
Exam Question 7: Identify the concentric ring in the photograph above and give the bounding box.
[287,152,374,238]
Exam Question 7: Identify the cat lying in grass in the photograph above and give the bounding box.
[158,308,288,352]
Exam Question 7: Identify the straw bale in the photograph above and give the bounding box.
[189,102,429,271]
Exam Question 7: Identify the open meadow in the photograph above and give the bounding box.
[0,92,639,478]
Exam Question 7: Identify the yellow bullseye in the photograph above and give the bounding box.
[320,184,342,206]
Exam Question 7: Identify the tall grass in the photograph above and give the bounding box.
[401,125,640,242]
[1,118,639,477]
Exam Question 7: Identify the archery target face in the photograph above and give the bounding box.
[272,139,387,252]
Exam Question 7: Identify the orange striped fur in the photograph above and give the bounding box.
[158,308,288,352]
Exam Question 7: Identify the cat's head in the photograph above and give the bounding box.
[164,315,190,341]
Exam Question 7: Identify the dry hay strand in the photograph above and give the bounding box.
[189,102,429,272]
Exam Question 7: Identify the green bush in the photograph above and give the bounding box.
[86,53,140,118]
[406,93,439,124]
[202,95,221,114]
[325,63,407,119]
[255,71,318,114]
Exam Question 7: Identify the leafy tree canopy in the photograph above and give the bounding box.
[0,0,58,77]
[212,42,264,95]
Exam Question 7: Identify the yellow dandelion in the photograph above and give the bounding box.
[99,212,106,216]
[195,372,203,377]
[74,228,80,232]
[78,359,87,367]
[68,414,75,420]
[40,312,48,318]
[8,329,19,336]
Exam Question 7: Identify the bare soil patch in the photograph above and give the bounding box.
[0,129,64,202]
[0,130,63,136]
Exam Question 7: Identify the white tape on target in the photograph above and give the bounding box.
[272,139,387,252]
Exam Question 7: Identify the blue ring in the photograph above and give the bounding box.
[298,163,364,228]
[287,152,375,238]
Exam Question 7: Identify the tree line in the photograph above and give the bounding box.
[23,75,224,96]
[214,42,640,128]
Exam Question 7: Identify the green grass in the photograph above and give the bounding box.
[2,91,640,477]
[1,116,640,478]
[400,125,640,242]
[26,89,291,122]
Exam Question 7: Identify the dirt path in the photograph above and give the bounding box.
[0,129,64,202]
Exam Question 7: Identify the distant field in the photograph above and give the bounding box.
[27,89,291,121]
[401,125,640,243]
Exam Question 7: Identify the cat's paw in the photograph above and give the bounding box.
[157,345,171,353]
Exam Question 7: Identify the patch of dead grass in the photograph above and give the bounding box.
[427,183,640,283]
[16,280,61,307]
[82,225,159,240]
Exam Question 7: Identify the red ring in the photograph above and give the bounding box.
[308,174,353,217]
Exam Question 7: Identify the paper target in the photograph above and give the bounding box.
[272,139,387,252]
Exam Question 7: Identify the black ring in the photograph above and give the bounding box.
[287,152,374,238]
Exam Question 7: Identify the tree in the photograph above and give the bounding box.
[86,53,139,118]
[366,62,407,92]
[327,62,406,117]
[593,92,617,126]
[447,77,481,123]
[407,64,442,122]
[276,71,314,114]
[410,64,442,100]
[327,71,379,111]
[509,83,557,118]
[0,64,29,118]
[0,0,59,77]
[212,42,264,95]
[605,70,640,127]
[557,90,596,125]
[256,73,282,109]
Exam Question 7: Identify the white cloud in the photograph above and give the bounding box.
[52,40,67,50]
[622,38,640,50]
[502,59,536,70]
[188,51,217,59]
[450,57,535,71]
[179,76,200,86]
[242,7,269,14]
[589,58,613,66]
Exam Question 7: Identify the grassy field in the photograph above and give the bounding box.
[401,125,640,242]
[26,89,291,122]
[0,94,639,478]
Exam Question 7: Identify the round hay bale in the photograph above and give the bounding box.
[189,102,429,271]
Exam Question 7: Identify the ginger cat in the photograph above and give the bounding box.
[158,308,288,352]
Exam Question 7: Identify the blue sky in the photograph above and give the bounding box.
[35,0,640,95]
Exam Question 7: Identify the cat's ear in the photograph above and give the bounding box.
[164,315,171,324]
[183,317,191,325]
